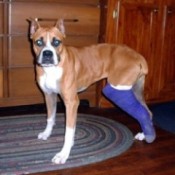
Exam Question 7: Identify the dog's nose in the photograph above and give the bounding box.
[43,50,53,58]
[42,50,54,64]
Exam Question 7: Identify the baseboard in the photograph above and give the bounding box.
[0,99,90,117]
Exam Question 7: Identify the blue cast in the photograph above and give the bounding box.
[103,83,156,143]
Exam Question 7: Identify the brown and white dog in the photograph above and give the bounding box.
[29,19,153,164]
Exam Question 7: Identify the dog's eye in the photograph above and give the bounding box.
[35,38,44,47]
[52,38,61,47]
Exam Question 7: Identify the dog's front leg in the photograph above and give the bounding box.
[38,93,57,140]
[52,94,79,164]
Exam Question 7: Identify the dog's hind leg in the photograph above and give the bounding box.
[132,76,154,141]
[38,93,57,140]
[103,82,156,143]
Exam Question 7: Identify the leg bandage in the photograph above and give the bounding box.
[103,83,156,143]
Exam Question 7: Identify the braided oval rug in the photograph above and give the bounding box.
[0,113,133,175]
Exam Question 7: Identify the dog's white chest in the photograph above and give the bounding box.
[39,67,63,94]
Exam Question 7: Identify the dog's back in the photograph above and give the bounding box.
[65,44,148,89]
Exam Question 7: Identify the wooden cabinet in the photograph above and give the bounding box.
[0,0,101,107]
[0,1,4,98]
[1,0,175,108]
[0,34,3,97]
[158,4,175,102]
[99,0,175,107]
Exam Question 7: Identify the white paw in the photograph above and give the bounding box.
[51,127,74,164]
[38,131,51,140]
[52,151,69,164]
[135,132,145,141]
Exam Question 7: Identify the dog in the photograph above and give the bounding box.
[29,18,156,164]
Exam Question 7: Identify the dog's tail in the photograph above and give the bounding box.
[133,75,152,118]
[139,55,148,75]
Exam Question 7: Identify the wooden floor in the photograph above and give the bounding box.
[1,105,175,175]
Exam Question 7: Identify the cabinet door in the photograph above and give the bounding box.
[0,2,3,34]
[115,2,159,101]
[0,38,3,98]
[99,0,159,107]
[0,3,3,98]
[158,5,175,101]
[0,69,2,98]
[10,2,99,40]
[107,1,159,97]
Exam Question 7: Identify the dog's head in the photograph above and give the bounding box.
[29,18,65,67]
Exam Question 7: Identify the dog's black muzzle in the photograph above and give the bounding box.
[42,50,54,65]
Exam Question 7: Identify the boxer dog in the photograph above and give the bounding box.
[29,18,156,164]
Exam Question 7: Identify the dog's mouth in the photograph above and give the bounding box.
[38,60,57,67]
[38,59,55,67]
[39,63,55,67]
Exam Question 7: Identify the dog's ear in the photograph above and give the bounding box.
[55,19,65,37]
[28,18,40,38]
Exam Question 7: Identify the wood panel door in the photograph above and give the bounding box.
[99,0,160,107]
[0,2,4,98]
[0,36,3,98]
[157,5,175,101]
[113,1,159,101]
[99,0,175,107]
